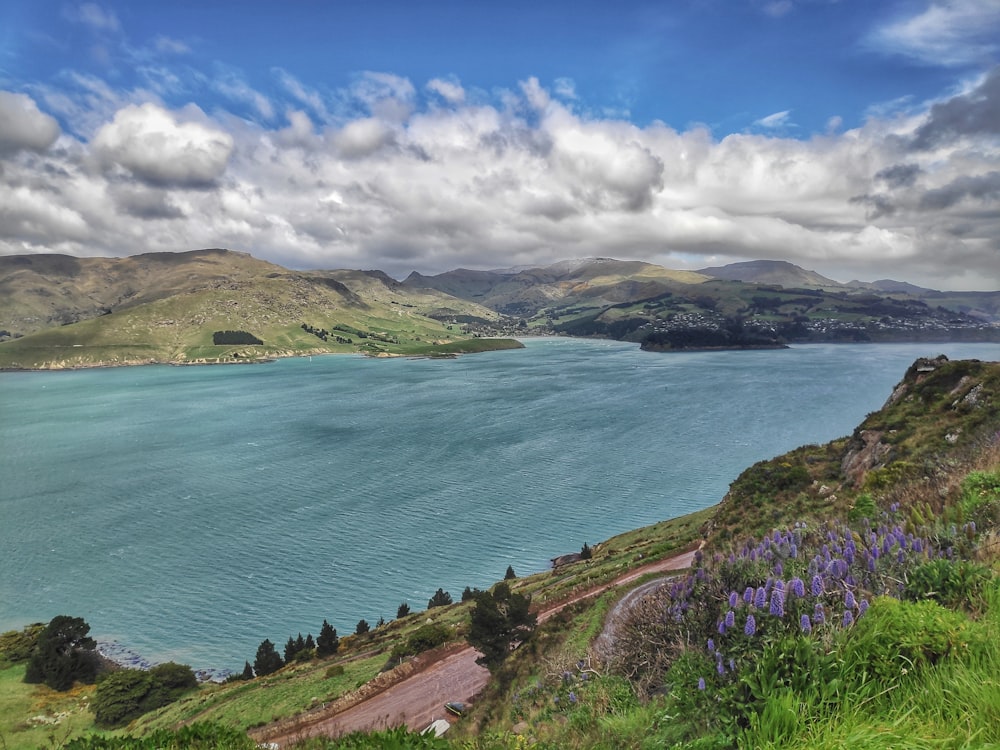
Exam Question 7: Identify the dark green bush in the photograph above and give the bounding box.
[904,558,990,611]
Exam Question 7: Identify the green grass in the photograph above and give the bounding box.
[0,662,101,750]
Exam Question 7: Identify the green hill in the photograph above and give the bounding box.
[0,249,519,369]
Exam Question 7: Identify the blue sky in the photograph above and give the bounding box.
[1,0,999,289]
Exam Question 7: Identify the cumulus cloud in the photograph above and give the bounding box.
[869,0,1000,66]
[2,72,1000,290]
[910,66,1000,149]
[427,78,465,104]
[92,102,233,187]
[0,92,61,156]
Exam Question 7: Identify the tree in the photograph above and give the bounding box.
[240,661,254,680]
[355,619,371,636]
[504,565,517,580]
[428,588,453,608]
[467,582,537,672]
[253,639,283,676]
[580,542,593,560]
[316,620,339,657]
[396,602,411,619]
[92,663,196,727]
[284,636,298,663]
[23,615,99,691]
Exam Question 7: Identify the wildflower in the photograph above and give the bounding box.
[774,561,783,577]
[789,543,798,559]
[716,660,725,675]
[754,587,767,610]
[718,619,727,635]
[770,589,785,618]
[790,577,805,598]
[811,575,824,596]
[568,691,577,704]
[858,599,869,617]
[845,590,856,610]
[800,614,812,634]
[745,614,757,636]
[707,638,716,653]
[744,587,754,604]
[698,677,706,691]
[725,610,735,629]
[843,610,854,627]
[813,603,825,625]
[729,591,739,609]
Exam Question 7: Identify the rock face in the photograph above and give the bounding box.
[841,429,894,488]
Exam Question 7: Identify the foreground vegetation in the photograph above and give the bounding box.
[3,355,1000,749]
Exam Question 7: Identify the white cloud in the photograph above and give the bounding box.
[754,110,793,129]
[92,102,233,187]
[427,78,465,104]
[2,72,1000,290]
[66,2,121,33]
[869,0,1000,66]
[153,36,191,56]
[0,91,61,155]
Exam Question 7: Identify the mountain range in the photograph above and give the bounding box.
[2,251,998,369]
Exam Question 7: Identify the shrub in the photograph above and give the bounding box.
[211,330,263,345]
[904,558,990,611]
[839,597,982,700]
[93,663,197,727]
[0,622,44,663]
[23,615,99,691]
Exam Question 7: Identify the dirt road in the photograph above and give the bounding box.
[255,546,698,746]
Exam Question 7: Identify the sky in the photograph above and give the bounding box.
[0,1,999,290]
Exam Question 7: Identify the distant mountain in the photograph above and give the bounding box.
[0,249,509,369]
[696,259,843,288]
[847,278,935,295]
[403,258,708,316]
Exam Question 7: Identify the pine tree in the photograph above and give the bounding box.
[316,620,339,657]
[396,602,411,619]
[283,636,298,663]
[580,542,593,560]
[254,639,283,676]
[467,582,537,672]
[355,619,370,636]
[505,565,517,580]
[428,588,453,608]
[304,634,315,651]
[240,661,254,680]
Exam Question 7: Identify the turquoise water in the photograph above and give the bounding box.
[2,338,998,671]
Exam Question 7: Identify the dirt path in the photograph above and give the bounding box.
[254,546,698,746]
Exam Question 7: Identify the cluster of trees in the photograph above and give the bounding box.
[211,330,263,345]
[244,619,341,678]
[92,662,197,727]
[23,615,100,691]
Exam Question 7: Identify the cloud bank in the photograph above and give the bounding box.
[2,13,1000,291]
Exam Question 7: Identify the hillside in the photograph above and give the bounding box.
[407,257,1000,346]
[0,250,519,369]
[3,354,1000,749]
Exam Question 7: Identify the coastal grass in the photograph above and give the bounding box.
[0,662,99,750]
[133,652,387,733]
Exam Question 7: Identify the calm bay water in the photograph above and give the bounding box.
[2,338,998,671]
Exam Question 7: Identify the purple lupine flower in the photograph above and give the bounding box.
[897,549,906,565]
[882,537,892,556]
[800,614,812,634]
[813,603,825,625]
[729,658,735,672]
[698,677,706,691]
[845,590,856,610]
[729,591,739,609]
[790,577,805,598]
[774,561,784,577]
[716,655,725,675]
[811,575,824,596]
[867,556,877,573]
[790,543,798,558]
[718,619,727,635]
[754,586,767,610]
[745,614,757,636]
[725,610,736,629]
[569,691,577,704]
[843,610,854,627]
[764,577,774,595]
[770,589,785,618]
[707,638,716,653]
[858,599,869,617]
[744,587,754,604]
